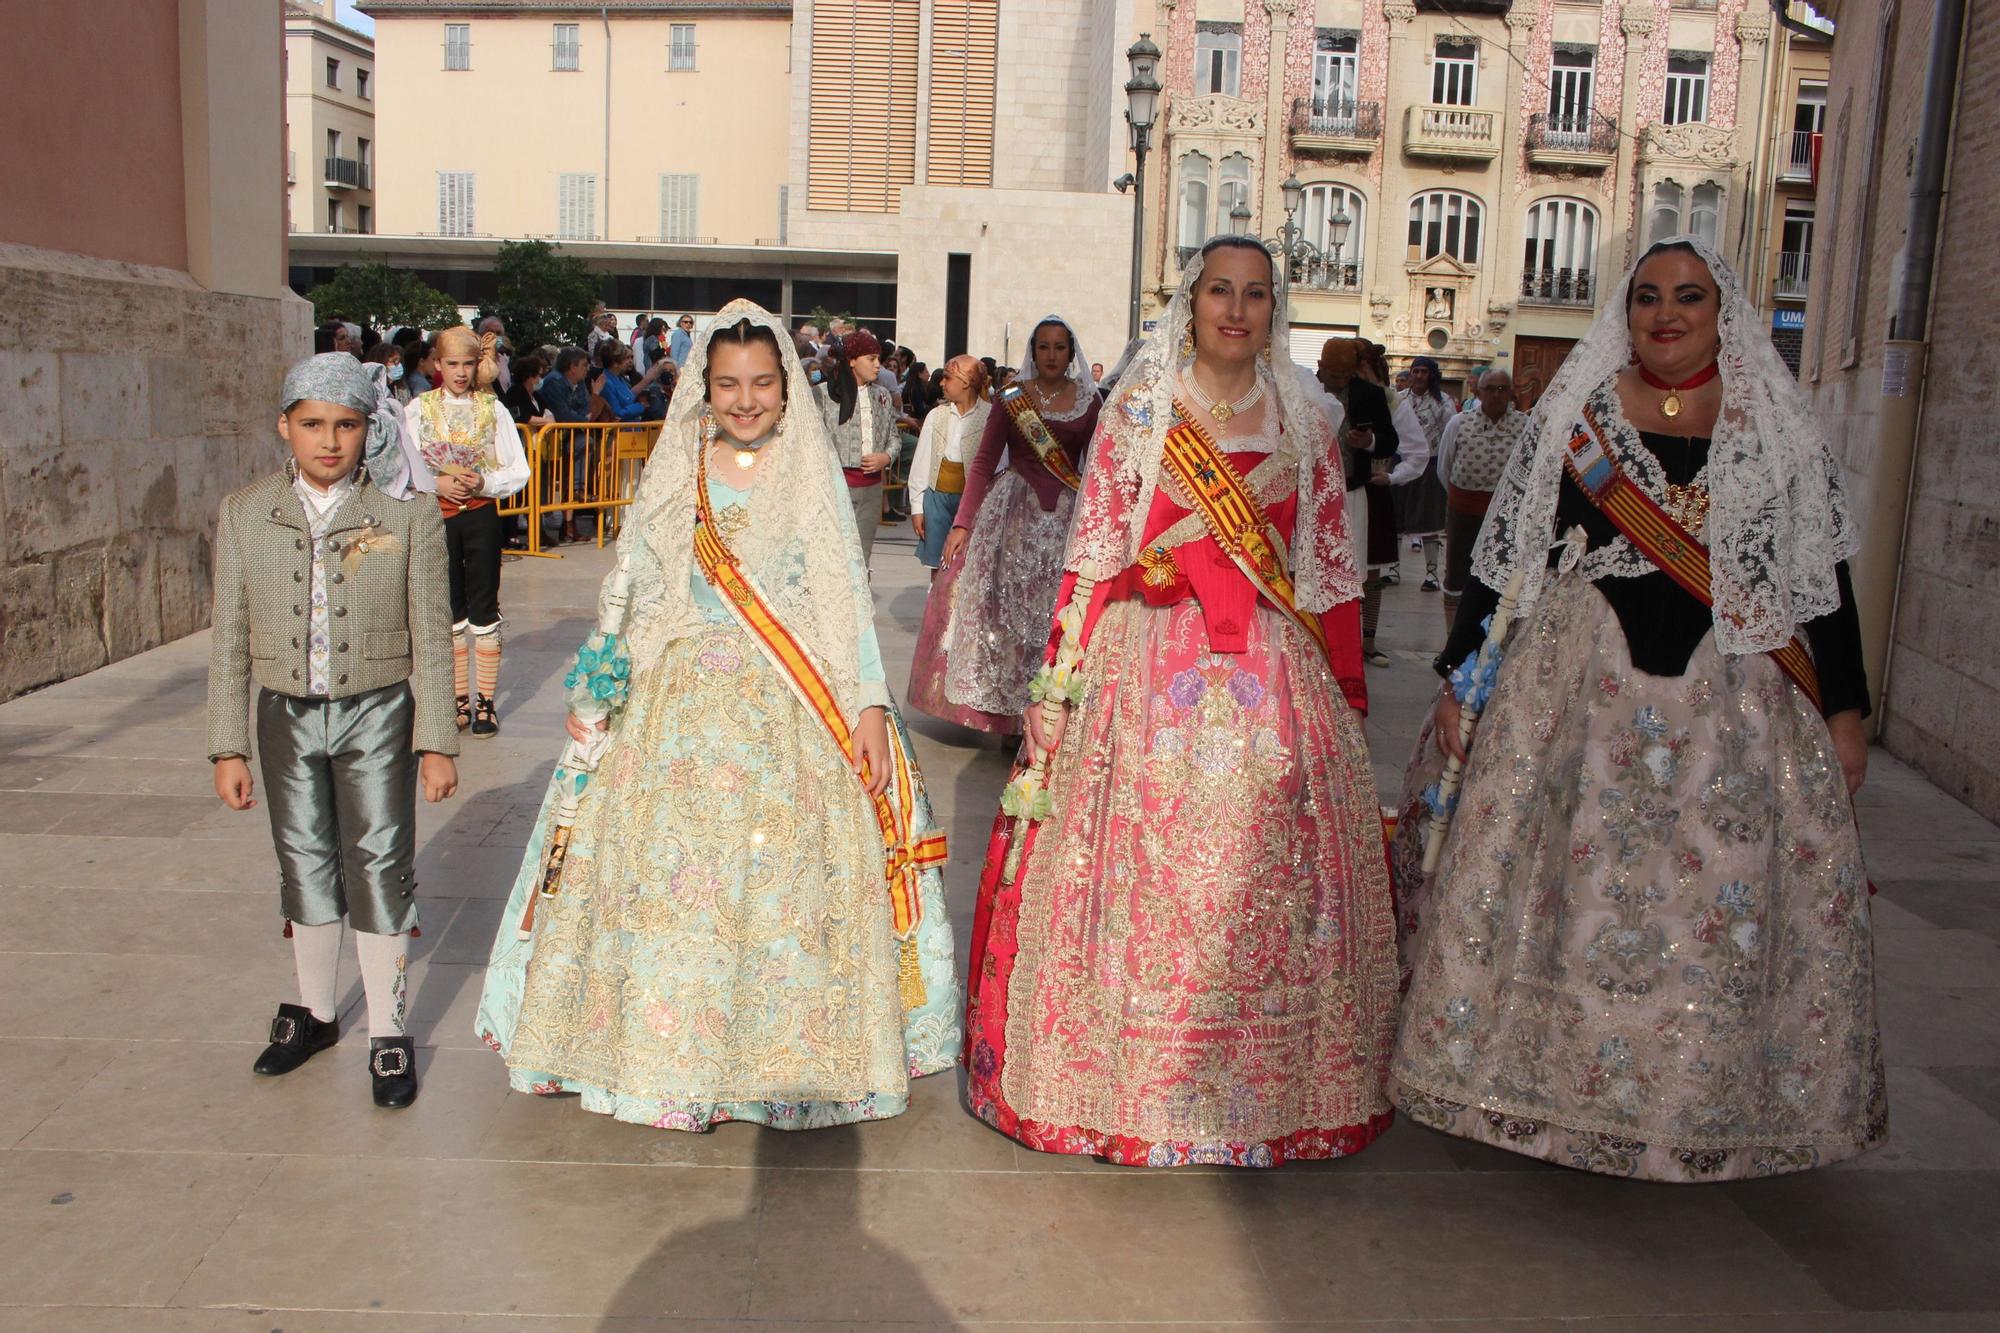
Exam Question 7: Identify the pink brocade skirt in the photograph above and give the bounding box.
[965,598,1399,1166]
[905,545,1021,735]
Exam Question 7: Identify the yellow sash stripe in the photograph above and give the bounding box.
[1565,409,1824,712]
[691,457,938,940]
[1159,406,1332,666]
[998,386,1084,491]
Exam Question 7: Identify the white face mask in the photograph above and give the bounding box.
[387,363,405,382]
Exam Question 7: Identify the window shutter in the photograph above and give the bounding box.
[808,0,920,212]
[926,0,996,188]
[558,173,597,240]
[438,171,475,236]
[660,173,699,242]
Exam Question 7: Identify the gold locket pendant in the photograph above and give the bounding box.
[1661,392,1684,419]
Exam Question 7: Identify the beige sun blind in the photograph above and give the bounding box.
[808,0,920,212]
[926,0,997,188]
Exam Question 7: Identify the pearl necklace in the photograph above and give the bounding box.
[1183,369,1264,425]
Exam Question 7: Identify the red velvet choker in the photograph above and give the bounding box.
[1635,361,1720,419]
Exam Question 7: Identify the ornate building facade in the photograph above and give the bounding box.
[1138,0,1785,401]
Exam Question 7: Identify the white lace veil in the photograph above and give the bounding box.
[608,298,871,724]
[1066,238,1360,611]
[1471,234,1856,656]
[1013,315,1096,423]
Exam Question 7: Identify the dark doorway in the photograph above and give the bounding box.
[944,253,971,360]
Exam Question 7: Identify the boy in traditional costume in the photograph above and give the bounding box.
[395,326,531,737]
[207,353,461,1108]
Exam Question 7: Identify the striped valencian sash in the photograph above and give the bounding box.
[691,456,944,996]
[1157,402,1332,668]
[997,384,1084,491]
[1564,406,1823,710]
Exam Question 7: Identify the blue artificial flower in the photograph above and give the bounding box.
[589,674,619,700]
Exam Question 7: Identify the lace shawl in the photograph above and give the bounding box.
[599,299,872,726]
[1471,234,1857,656]
[1064,242,1360,611]
[1012,315,1097,423]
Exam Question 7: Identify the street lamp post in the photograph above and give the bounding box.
[1124,34,1162,342]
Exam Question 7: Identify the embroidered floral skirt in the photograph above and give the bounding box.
[965,598,1399,1166]
[907,540,1020,735]
[475,620,963,1131]
[1388,573,1887,1181]
[944,472,1073,717]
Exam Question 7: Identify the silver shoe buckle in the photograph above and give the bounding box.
[371,1046,411,1078]
[270,1016,299,1045]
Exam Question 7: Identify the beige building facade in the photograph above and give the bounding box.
[1135,0,1788,399]
[286,0,379,234]
[0,0,310,701]
[784,0,1138,366]
[359,0,792,248]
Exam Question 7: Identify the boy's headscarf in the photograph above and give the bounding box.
[281,352,407,491]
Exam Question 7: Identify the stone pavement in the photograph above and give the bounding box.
[4,520,2000,1331]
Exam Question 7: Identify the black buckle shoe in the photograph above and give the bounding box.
[253,1003,338,1076]
[470,695,498,738]
[369,1036,419,1109]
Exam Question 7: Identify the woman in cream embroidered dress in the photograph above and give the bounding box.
[1388,238,1886,1180]
[940,317,1100,721]
[475,302,961,1131]
[964,239,1399,1167]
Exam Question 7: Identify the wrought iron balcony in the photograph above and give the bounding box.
[1526,112,1618,171]
[1521,266,1595,307]
[1774,251,1811,300]
[1779,130,1818,184]
[1289,97,1383,155]
[323,156,361,188]
[1289,255,1362,293]
[1403,104,1499,161]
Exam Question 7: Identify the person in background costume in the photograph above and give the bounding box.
[1387,237,1886,1181]
[816,329,901,564]
[1433,366,1527,629]
[1394,355,1453,591]
[475,301,961,1131]
[940,316,1100,721]
[1317,339,1402,666]
[963,239,1398,1167]
[207,353,460,1109]
[395,326,531,738]
[907,356,1016,733]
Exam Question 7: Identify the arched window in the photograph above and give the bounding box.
[1216,153,1253,234]
[1647,180,1724,246]
[1298,183,1365,289]
[1648,181,1683,244]
[1407,190,1483,265]
[1177,153,1211,262]
[1690,182,1722,245]
[1521,197,1598,304]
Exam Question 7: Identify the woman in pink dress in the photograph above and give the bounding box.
[962,238,1399,1167]
[905,357,1015,732]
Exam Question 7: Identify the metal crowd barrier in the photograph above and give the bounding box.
[499,421,661,559]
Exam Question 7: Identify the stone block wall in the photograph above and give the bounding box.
[0,243,312,700]
[1808,2,2000,822]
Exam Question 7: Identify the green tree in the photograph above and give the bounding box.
[807,305,855,335]
[482,239,602,350]
[306,263,461,331]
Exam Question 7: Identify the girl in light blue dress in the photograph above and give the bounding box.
[476,301,961,1131]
